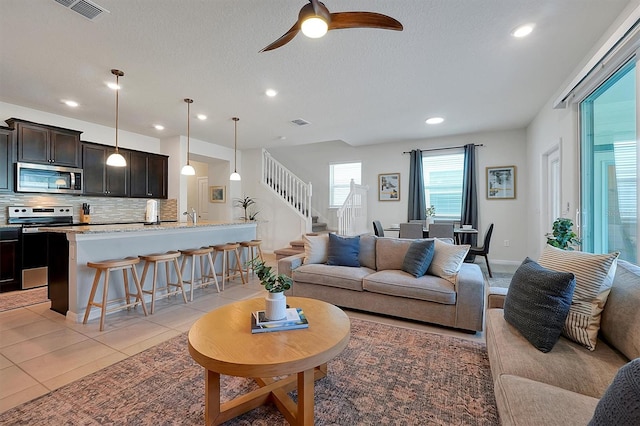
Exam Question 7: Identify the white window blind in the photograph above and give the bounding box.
[330,162,361,208]
[422,152,464,219]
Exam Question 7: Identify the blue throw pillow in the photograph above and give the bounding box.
[402,239,435,278]
[326,233,360,267]
[503,257,576,353]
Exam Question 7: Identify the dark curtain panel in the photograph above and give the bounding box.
[408,149,426,221]
[461,144,478,247]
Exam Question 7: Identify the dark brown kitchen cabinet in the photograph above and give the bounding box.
[130,151,168,199]
[5,118,82,167]
[0,127,15,193]
[0,228,20,293]
[82,142,130,197]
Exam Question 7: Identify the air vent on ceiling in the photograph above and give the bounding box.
[53,0,110,21]
[291,118,311,126]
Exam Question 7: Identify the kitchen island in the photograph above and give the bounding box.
[41,221,257,322]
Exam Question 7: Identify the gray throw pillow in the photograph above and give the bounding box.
[589,358,640,426]
[402,239,435,278]
[503,257,576,353]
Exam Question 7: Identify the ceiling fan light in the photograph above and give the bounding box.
[181,164,196,175]
[230,171,241,181]
[106,152,127,167]
[301,17,328,38]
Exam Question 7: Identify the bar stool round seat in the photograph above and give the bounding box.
[83,256,148,331]
[239,240,264,280]
[180,246,219,301]
[211,243,246,290]
[139,251,188,314]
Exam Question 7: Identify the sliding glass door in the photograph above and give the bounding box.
[580,60,637,262]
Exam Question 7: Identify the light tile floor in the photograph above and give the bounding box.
[0,253,486,414]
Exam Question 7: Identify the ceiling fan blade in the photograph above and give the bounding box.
[329,12,403,31]
[260,22,301,52]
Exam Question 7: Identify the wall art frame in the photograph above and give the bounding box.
[378,173,400,201]
[209,185,226,203]
[486,166,516,199]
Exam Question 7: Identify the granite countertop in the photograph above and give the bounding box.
[39,220,255,234]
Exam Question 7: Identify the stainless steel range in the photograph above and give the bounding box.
[8,206,73,289]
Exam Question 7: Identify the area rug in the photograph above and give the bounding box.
[0,287,49,312]
[0,318,499,425]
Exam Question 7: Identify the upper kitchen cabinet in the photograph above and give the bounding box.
[5,118,82,168]
[82,142,130,197]
[130,151,168,199]
[0,126,15,193]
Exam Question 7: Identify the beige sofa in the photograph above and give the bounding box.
[278,235,485,332]
[486,259,640,425]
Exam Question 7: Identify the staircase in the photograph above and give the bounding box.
[337,179,369,236]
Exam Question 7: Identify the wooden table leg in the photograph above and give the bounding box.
[297,368,315,425]
[205,369,221,426]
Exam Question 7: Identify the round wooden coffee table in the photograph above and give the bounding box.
[188,297,351,426]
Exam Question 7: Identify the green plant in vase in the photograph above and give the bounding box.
[234,196,259,221]
[546,218,581,250]
[249,259,293,320]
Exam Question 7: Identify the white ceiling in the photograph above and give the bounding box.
[0,0,631,150]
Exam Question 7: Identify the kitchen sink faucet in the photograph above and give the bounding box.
[183,208,197,224]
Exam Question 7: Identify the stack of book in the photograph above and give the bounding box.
[251,307,309,334]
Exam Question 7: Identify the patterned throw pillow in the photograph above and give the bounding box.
[402,239,435,278]
[427,239,470,284]
[589,358,640,426]
[538,245,619,351]
[503,257,576,353]
[303,234,329,264]
[326,234,360,267]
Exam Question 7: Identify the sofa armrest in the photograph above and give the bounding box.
[488,286,508,309]
[455,263,486,331]
[278,253,305,277]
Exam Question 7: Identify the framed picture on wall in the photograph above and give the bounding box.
[486,166,516,199]
[378,173,400,201]
[209,185,226,203]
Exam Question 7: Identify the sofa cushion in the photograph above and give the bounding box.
[292,263,373,291]
[363,270,456,304]
[376,238,413,270]
[588,358,640,426]
[503,257,576,353]
[303,233,329,264]
[358,234,377,270]
[538,245,619,351]
[600,260,640,361]
[486,308,627,398]
[402,239,435,277]
[427,239,470,284]
[326,233,360,267]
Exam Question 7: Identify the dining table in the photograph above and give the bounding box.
[383,225,478,244]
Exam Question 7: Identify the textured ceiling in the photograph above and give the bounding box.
[0,0,631,150]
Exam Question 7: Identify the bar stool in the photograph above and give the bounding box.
[83,256,148,331]
[139,251,188,314]
[180,246,220,301]
[211,243,246,290]
[239,240,264,280]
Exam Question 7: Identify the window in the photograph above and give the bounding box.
[329,162,361,207]
[422,151,464,219]
[580,60,637,262]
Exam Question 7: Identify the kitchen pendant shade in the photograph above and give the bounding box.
[108,69,126,167]
[181,98,194,176]
[181,164,196,175]
[230,117,241,181]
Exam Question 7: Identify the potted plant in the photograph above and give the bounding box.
[234,196,259,221]
[546,218,581,250]
[249,259,293,320]
[425,205,436,225]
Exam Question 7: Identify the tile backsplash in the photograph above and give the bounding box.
[1,194,177,224]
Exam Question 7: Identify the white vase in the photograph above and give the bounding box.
[426,217,434,230]
[265,291,287,321]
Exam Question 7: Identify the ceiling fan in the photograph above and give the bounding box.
[260,0,403,52]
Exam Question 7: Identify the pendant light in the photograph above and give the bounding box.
[106,69,127,167]
[229,117,241,181]
[181,98,196,176]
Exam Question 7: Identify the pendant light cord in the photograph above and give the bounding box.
[115,73,119,153]
[185,98,193,165]
[233,117,239,172]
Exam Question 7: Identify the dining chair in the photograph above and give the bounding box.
[428,223,454,239]
[399,223,423,239]
[468,223,494,277]
[373,220,385,237]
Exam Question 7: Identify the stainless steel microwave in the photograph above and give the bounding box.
[16,162,83,194]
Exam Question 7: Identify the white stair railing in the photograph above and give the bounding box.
[337,179,369,236]
[262,149,312,229]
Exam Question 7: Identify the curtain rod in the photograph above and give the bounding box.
[402,144,484,154]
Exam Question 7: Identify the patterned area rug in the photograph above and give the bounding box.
[1,318,499,425]
[0,287,49,312]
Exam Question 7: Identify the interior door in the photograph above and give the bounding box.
[198,177,209,221]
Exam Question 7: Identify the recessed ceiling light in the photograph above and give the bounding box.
[266,89,278,97]
[197,114,207,120]
[511,24,534,38]
[107,82,120,90]
[63,100,79,107]
[153,124,165,130]
[425,117,444,125]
